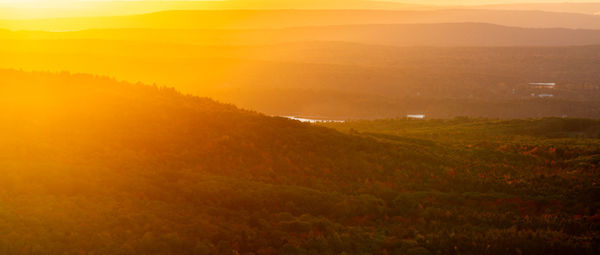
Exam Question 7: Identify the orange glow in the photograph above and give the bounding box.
[1,0,600,254]
[0,1,594,19]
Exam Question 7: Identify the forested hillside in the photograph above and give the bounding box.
[0,70,598,254]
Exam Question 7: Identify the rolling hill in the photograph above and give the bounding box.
[1,34,599,119]
[3,9,600,31]
[3,23,600,47]
[3,10,600,120]
[474,2,600,15]
[0,69,598,254]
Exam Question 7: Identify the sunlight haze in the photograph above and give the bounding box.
[0,0,599,254]
[2,0,600,19]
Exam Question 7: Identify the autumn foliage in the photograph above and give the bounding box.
[0,70,598,254]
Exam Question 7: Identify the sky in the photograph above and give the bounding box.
[0,0,598,6]
[0,0,598,19]
[393,0,596,5]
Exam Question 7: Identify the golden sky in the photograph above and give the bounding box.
[0,0,597,19]
[0,0,596,7]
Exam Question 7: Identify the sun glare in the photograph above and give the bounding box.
[0,0,599,254]
[0,0,228,19]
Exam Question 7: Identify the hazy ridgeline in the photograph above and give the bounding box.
[4,9,600,30]
[1,25,600,118]
[1,10,600,119]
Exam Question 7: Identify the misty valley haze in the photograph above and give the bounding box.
[0,1,599,255]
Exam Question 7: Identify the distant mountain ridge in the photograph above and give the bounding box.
[0,1,434,19]
[473,2,600,15]
[2,9,600,31]
[2,23,600,47]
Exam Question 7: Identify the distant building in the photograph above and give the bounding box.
[538,94,554,98]
[529,83,556,89]
[407,114,426,119]
[283,116,345,123]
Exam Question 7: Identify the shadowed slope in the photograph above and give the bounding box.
[0,69,417,181]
